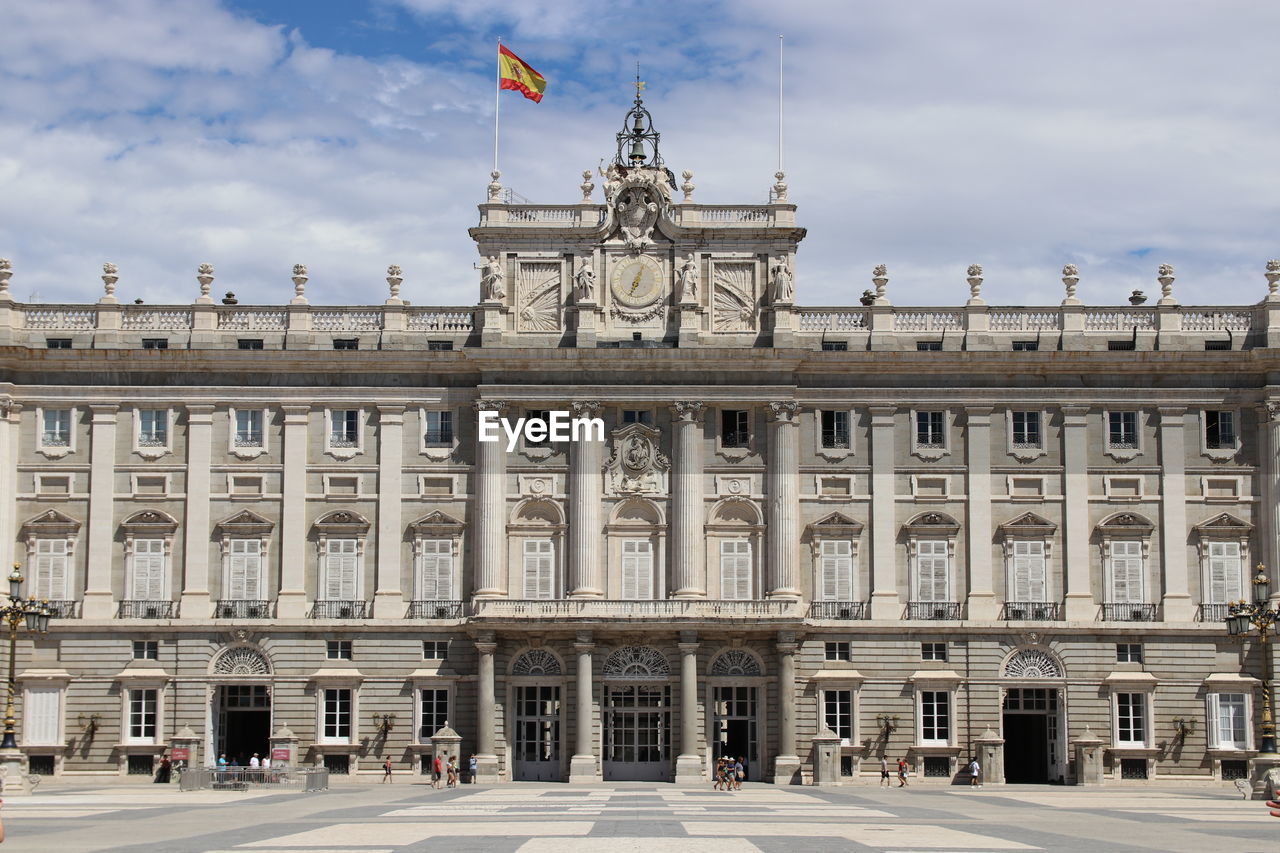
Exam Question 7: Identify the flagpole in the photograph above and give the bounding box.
[494,36,502,175]
[778,34,784,174]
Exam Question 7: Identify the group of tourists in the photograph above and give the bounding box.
[712,756,746,790]
[878,755,982,787]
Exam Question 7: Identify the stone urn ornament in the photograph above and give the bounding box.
[1128,290,1147,306]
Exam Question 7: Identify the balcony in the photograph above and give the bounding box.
[808,601,870,621]
[117,600,174,619]
[1001,602,1063,621]
[215,600,273,619]
[470,599,803,621]
[310,600,368,619]
[1198,603,1232,623]
[407,600,465,619]
[906,601,961,620]
[1102,602,1159,622]
[43,600,79,619]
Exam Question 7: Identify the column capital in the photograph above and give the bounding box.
[377,403,406,417]
[90,404,119,421]
[964,405,995,421]
[677,642,700,654]
[869,405,896,423]
[571,400,603,419]
[1060,404,1091,422]
[1156,405,1187,420]
[474,398,509,415]
[669,401,705,423]
[281,404,311,422]
[184,403,215,419]
[767,400,799,423]
[0,400,19,419]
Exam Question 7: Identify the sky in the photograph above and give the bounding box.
[1,0,1278,308]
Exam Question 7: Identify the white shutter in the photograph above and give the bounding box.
[34,539,69,600]
[916,540,949,602]
[1109,541,1143,603]
[418,539,454,600]
[720,540,752,600]
[24,687,61,746]
[1012,540,1046,602]
[524,539,554,599]
[1208,542,1242,604]
[228,539,262,599]
[820,540,854,601]
[621,539,653,600]
[131,539,165,599]
[325,539,358,600]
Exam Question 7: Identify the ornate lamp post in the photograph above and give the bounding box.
[0,563,53,793]
[1225,564,1278,763]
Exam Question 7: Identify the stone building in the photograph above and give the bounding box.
[0,95,1277,786]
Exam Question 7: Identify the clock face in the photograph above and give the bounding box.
[610,256,664,308]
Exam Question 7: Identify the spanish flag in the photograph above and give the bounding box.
[499,45,547,103]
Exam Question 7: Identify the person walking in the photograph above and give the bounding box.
[447,756,458,788]
[249,753,260,769]
[468,754,478,783]
[880,755,891,787]
[968,757,981,788]
[897,757,909,787]
[432,755,443,789]
[732,757,744,791]
[217,754,228,768]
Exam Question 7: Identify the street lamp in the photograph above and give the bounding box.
[0,563,54,751]
[1225,564,1278,755]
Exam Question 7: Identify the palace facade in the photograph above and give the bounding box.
[1,97,1278,787]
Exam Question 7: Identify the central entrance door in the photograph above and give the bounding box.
[603,684,672,781]
[1003,687,1063,783]
[712,686,759,781]
[513,685,561,781]
[215,685,271,765]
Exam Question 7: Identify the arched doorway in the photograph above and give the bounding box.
[509,649,565,781]
[208,646,273,766]
[1001,648,1067,784]
[601,646,672,782]
[707,649,764,781]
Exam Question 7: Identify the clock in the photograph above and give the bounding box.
[610,255,665,309]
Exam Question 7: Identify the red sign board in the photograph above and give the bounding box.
[170,748,189,761]
[271,748,290,762]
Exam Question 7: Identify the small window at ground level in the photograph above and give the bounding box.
[1204,340,1231,351]
[821,341,848,351]
[427,340,453,351]
[333,338,358,350]
[1108,340,1136,351]
[141,338,168,350]
[916,341,942,351]
[46,338,72,349]
[1012,340,1039,351]
[237,339,264,350]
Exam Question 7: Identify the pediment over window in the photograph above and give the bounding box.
[1097,512,1154,536]
[807,512,864,538]
[21,509,81,538]
[708,497,763,528]
[1193,513,1252,538]
[215,509,274,538]
[121,509,178,536]
[903,511,960,536]
[408,511,464,536]
[998,512,1056,539]
[609,497,664,526]
[509,498,565,528]
[313,509,370,536]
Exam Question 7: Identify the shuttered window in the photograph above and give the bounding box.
[417,539,454,600]
[1108,541,1144,603]
[1207,541,1243,604]
[819,540,854,601]
[323,539,359,600]
[915,540,949,602]
[1010,540,1047,602]
[523,539,555,599]
[720,540,752,600]
[226,539,263,600]
[24,686,61,746]
[33,539,69,601]
[130,539,166,600]
[621,539,654,600]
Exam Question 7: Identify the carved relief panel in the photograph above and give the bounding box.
[604,423,670,495]
[711,259,759,332]
[516,260,563,332]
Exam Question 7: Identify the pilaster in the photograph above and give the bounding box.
[674,632,703,784]
[869,406,900,618]
[277,405,310,619]
[670,402,706,598]
[569,401,604,598]
[772,632,800,784]
[374,405,405,616]
[766,401,801,598]
[179,404,214,618]
[569,632,600,782]
[82,405,118,619]
[473,633,500,782]
[1157,407,1193,620]
[964,407,997,619]
[1061,406,1094,620]
[473,400,509,598]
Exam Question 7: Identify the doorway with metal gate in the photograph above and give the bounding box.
[214,685,271,765]
[512,684,562,781]
[602,684,672,781]
[1002,687,1064,783]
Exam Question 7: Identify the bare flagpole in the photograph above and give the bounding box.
[494,36,502,175]
[778,34,784,175]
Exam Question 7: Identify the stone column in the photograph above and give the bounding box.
[772,632,800,784]
[277,405,310,618]
[569,632,599,782]
[964,407,997,619]
[674,632,702,784]
[1061,406,1094,620]
[569,400,604,598]
[670,402,706,598]
[82,405,118,619]
[1157,407,1192,620]
[473,632,500,782]
[473,400,508,598]
[869,406,899,619]
[767,401,801,599]
[374,405,405,616]
[179,405,214,618]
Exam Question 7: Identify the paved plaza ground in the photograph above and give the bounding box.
[0,780,1275,853]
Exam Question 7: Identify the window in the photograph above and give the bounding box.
[42,409,71,447]
[424,411,453,446]
[621,539,654,600]
[823,689,853,740]
[237,339,264,350]
[427,340,453,351]
[322,539,359,600]
[916,341,942,351]
[523,539,555,599]
[1108,340,1136,351]
[719,540,752,600]
[1205,411,1236,449]
[914,540,950,602]
[1206,541,1243,604]
[416,539,454,601]
[31,539,70,600]
[128,689,157,743]
[1108,540,1144,603]
[419,688,448,740]
[138,409,167,446]
[326,640,352,660]
[916,412,944,448]
[141,338,168,350]
[722,410,749,448]
[333,338,359,350]
[622,409,653,425]
[821,341,848,351]
[422,641,449,660]
[818,540,854,601]
[1011,411,1041,448]
[525,409,552,447]
[1116,643,1143,663]
[1204,340,1231,351]
[322,688,352,742]
[329,410,359,447]
[920,690,950,744]
[46,338,72,349]
[234,409,263,447]
[1009,540,1047,602]
[129,538,166,600]
[1012,340,1039,351]
[24,686,62,747]
[821,410,850,449]
[1116,692,1146,746]
[824,642,851,662]
[921,642,947,661]
[222,538,263,601]
[1209,693,1248,749]
[132,640,158,660]
[1108,412,1138,448]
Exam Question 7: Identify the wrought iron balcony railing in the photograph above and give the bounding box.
[906,601,961,620]
[43,600,79,618]
[118,600,174,619]
[808,601,870,621]
[310,600,368,619]
[407,600,465,619]
[1102,602,1159,622]
[1198,603,1232,623]
[215,600,273,619]
[469,599,802,620]
[1001,601,1063,621]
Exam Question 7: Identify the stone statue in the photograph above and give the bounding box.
[574,262,597,304]
[677,256,699,303]
[770,257,794,304]
[480,256,505,302]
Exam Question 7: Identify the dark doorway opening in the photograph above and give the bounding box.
[217,685,271,765]
[1003,713,1048,783]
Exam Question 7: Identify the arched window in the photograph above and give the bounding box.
[212,646,271,676]
[709,649,762,677]
[511,649,563,676]
[1002,649,1064,679]
[602,646,670,680]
